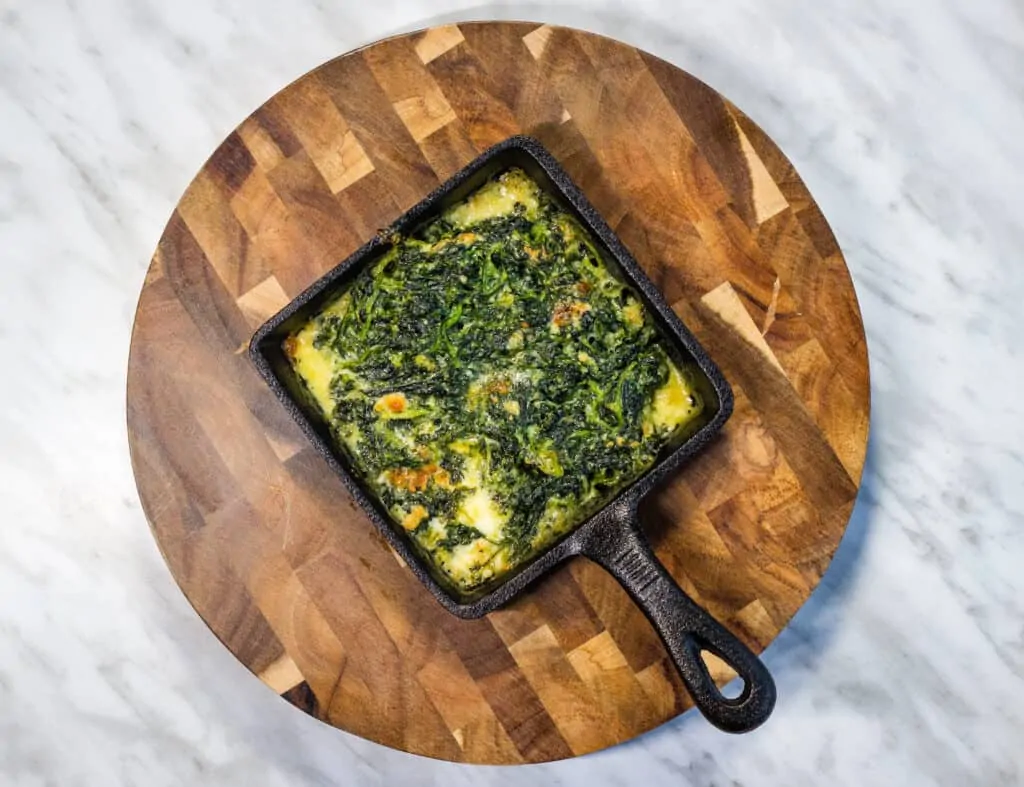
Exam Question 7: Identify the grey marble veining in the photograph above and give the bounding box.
[2,0,1023,784]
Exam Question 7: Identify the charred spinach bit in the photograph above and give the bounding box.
[286,168,703,589]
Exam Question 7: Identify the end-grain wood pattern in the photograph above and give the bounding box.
[127,23,869,764]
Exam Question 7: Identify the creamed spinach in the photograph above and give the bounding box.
[285,169,704,591]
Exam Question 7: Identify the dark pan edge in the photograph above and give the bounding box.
[247,134,735,618]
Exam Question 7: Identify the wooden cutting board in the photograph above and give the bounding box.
[127,22,869,764]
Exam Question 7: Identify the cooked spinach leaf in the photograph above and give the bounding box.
[284,169,705,591]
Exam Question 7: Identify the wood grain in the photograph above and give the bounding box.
[127,23,869,764]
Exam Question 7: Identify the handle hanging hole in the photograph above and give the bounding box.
[700,648,745,699]
[720,677,746,700]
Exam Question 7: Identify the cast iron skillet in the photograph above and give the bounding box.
[249,136,776,733]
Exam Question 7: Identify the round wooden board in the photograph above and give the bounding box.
[128,22,869,764]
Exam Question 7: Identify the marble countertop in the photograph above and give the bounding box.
[2,0,1023,784]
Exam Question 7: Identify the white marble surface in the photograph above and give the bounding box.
[2,0,1023,783]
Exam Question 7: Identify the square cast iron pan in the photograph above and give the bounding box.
[249,136,775,732]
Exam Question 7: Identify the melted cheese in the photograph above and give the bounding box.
[450,442,488,489]
[622,299,644,328]
[402,505,429,531]
[439,443,514,586]
[286,325,336,416]
[445,170,540,228]
[374,392,408,416]
[443,538,509,583]
[450,447,510,542]
[457,488,507,539]
[647,362,701,434]
[424,517,447,545]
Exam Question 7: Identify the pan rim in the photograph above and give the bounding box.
[248,134,733,617]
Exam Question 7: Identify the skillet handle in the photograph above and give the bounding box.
[582,506,776,732]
